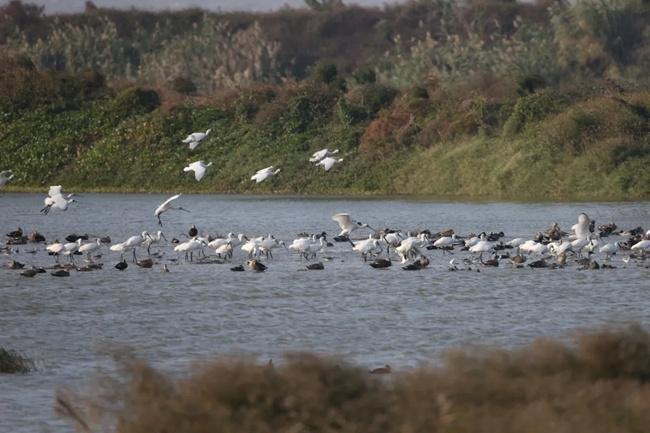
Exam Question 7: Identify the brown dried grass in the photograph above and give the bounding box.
[57,325,650,433]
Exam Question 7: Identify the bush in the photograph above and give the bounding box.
[503,90,562,135]
[311,61,338,84]
[111,87,160,117]
[170,76,197,95]
[57,325,650,433]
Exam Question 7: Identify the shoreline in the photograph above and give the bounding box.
[3,187,648,204]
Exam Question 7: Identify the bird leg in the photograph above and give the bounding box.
[132,249,137,263]
[158,216,163,227]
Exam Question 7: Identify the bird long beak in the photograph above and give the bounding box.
[178,207,191,213]
[161,233,168,242]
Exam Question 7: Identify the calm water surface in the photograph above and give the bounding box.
[1,194,649,432]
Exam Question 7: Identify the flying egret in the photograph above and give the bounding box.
[0,170,14,190]
[182,129,211,150]
[309,148,339,163]
[183,161,213,181]
[154,194,190,226]
[251,166,281,183]
[317,157,344,172]
[332,213,375,237]
[41,186,76,214]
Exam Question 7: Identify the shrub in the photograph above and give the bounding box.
[170,76,197,95]
[111,87,160,117]
[503,90,563,135]
[311,60,339,84]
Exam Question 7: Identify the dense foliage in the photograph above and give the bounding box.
[0,0,649,199]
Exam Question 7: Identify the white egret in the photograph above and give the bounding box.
[0,170,13,190]
[251,166,281,183]
[395,234,427,263]
[183,161,213,181]
[182,129,211,150]
[316,157,344,172]
[41,186,76,214]
[215,242,233,259]
[599,241,620,260]
[143,231,167,255]
[259,235,285,259]
[350,235,382,262]
[433,234,457,253]
[46,240,65,262]
[631,238,650,252]
[110,242,132,261]
[154,194,190,226]
[62,239,83,263]
[174,238,207,262]
[469,239,493,259]
[289,235,325,261]
[309,148,339,163]
[570,213,591,240]
[120,231,153,262]
[79,239,102,261]
[332,213,375,237]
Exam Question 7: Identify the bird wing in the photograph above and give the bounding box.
[0,170,12,177]
[309,149,327,162]
[256,166,274,174]
[193,164,206,181]
[51,194,69,209]
[332,213,352,229]
[322,158,335,171]
[156,194,181,215]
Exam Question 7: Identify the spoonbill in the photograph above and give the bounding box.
[182,129,211,150]
[350,235,383,262]
[143,231,167,255]
[120,231,153,262]
[41,186,77,214]
[79,239,102,261]
[571,213,591,240]
[316,157,344,172]
[0,170,13,189]
[154,194,190,226]
[469,239,493,259]
[309,148,339,163]
[46,240,65,262]
[174,238,207,262]
[599,241,620,260]
[251,166,281,183]
[332,213,375,237]
[62,239,83,263]
[183,161,213,181]
[433,234,457,253]
[259,236,285,259]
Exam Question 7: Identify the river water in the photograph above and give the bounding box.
[1,194,649,432]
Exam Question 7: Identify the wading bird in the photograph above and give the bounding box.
[183,161,213,181]
[183,129,211,150]
[79,239,102,261]
[154,194,190,226]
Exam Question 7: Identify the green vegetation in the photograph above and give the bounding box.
[0,0,649,199]
[57,325,650,433]
[0,347,33,373]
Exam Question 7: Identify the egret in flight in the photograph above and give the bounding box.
[332,213,375,237]
[309,148,339,163]
[154,194,190,226]
[251,166,281,183]
[182,129,211,150]
[0,170,13,190]
[41,186,76,214]
[183,161,213,181]
[317,157,344,172]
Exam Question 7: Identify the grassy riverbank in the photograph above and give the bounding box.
[57,325,650,433]
[1,0,649,200]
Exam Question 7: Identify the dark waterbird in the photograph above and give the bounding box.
[528,259,548,268]
[65,233,88,243]
[230,265,245,272]
[402,256,429,271]
[28,231,46,243]
[20,269,38,277]
[369,258,392,268]
[247,260,267,272]
[369,364,391,374]
[306,262,324,270]
[51,269,70,277]
[114,260,128,271]
[6,227,22,238]
[136,258,154,268]
[188,224,198,237]
[7,260,24,269]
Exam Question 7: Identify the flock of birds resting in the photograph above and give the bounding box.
[2,203,650,277]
